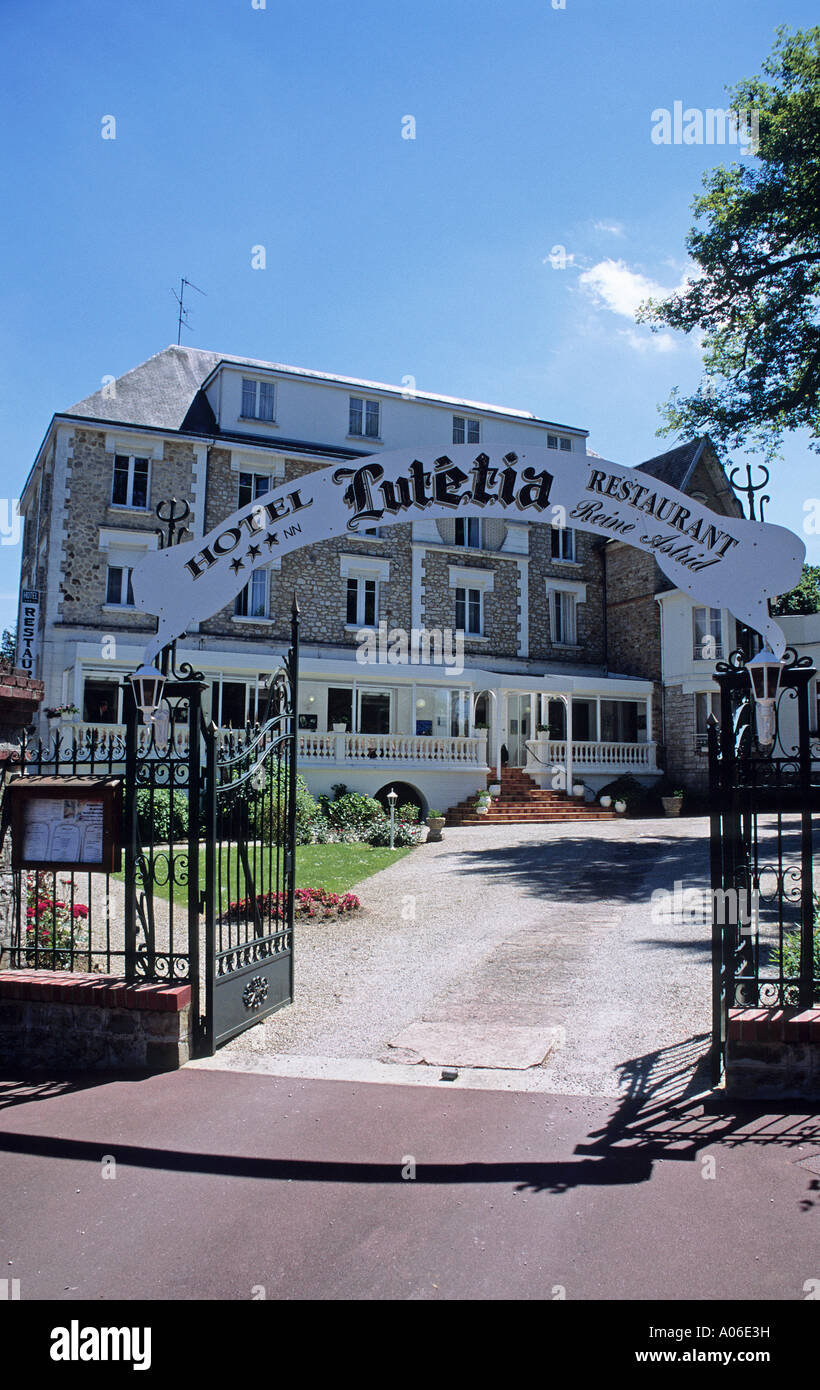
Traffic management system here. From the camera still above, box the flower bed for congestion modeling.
[226,886,362,921]
[24,872,90,968]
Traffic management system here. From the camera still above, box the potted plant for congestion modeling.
[572,781,585,798]
[474,790,492,816]
[44,703,80,722]
[599,795,612,808]
[487,780,501,797]
[426,809,445,842]
[614,799,627,814]
[661,788,684,817]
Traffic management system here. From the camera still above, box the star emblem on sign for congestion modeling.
[246,543,261,560]
[264,531,279,549]
[230,557,245,574]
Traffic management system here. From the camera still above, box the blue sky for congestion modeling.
[1,0,818,632]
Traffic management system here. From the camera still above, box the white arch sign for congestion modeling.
[131,446,804,661]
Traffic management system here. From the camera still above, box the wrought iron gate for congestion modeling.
[709,647,819,1084]
[202,603,299,1052]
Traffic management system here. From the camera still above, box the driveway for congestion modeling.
[204,817,715,1098]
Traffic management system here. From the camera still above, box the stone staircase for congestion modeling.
[446,767,617,826]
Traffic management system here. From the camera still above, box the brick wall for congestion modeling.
[0,972,191,1071]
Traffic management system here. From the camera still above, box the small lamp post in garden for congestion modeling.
[387,786,398,849]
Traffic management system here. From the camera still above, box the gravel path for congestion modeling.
[213,816,722,1097]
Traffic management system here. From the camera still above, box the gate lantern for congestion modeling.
[745,648,783,746]
[128,663,166,723]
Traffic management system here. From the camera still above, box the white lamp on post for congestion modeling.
[387,786,398,850]
[745,649,783,747]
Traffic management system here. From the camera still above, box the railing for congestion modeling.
[49,720,189,757]
[299,730,488,767]
[54,721,489,769]
[525,738,657,771]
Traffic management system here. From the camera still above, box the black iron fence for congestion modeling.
[0,603,299,1057]
[710,648,819,1080]
[1,725,131,976]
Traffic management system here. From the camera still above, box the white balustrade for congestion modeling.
[525,738,657,772]
[299,730,487,767]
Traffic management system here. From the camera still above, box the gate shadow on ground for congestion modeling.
[1,1037,819,1207]
[446,829,710,904]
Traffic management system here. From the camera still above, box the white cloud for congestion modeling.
[620,328,677,354]
[578,258,694,352]
[592,220,625,237]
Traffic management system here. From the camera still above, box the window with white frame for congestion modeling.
[693,606,723,661]
[234,569,268,619]
[112,455,149,509]
[547,434,574,452]
[549,589,578,645]
[346,576,377,626]
[695,691,721,751]
[453,415,480,445]
[105,565,135,607]
[454,516,481,548]
[240,378,276,422]
[349,396,380,438]
[238,471,271,508]
[455,587,482,635]
[550,525,575,561]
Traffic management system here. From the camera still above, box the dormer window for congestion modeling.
[547,435,573,452]
[349,397,380,438]
[453,416,480,445]
[241,378,276,422]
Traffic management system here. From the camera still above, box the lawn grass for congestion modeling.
[116,841,413,906]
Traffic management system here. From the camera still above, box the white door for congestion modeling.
[506,695,532,767]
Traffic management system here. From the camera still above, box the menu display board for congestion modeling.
[9,777,122,873]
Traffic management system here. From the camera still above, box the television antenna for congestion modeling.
[172,277,206,344]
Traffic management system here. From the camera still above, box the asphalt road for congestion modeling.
[1,1067,819,1301]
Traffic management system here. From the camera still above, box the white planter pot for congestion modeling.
[614,800,627,814]
[572,784,584,798]
[332,723,347,732]
[475,804,490,815]
[599,796,612,808]
[488,783,501,797]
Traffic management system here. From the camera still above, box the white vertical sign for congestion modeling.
[16,589,40,675]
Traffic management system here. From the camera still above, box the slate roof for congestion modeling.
[64,343,581,435]
[636,438,708,491]
[66,346,223,432]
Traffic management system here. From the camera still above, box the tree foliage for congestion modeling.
[770,562,820,614]
[639,26,820,458]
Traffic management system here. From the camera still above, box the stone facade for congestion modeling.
[663,683,707,793]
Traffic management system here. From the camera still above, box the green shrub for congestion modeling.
[323,791,384,837]
[398,802,419,823]
[768,895,820,1003]
[239,767,318,845]
[136,788,189,842]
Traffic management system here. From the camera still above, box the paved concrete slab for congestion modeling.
[386,1021,563,1069]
